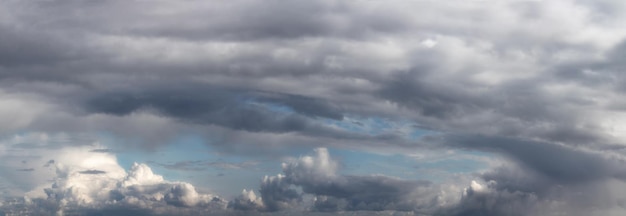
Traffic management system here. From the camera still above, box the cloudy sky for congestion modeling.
[2,0,626,215]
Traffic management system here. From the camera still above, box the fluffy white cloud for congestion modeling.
[1,146,225,215]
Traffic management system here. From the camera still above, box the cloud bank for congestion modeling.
[3,146,626,215]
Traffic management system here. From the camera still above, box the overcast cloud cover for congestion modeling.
[2,0,626,215]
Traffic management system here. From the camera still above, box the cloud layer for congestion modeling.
[2,0,626,215]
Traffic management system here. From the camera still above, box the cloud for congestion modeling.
[78,170,106,175]
[235,148,461,213]
[4,146,626,215]
[447,179,542,216]
[228,189,264,211]
[0,146,226,215]
[440,134,626,184]
[230,147,626,215]
[1,0,622,154]
[438,164,626,216]
[3,0,626,215]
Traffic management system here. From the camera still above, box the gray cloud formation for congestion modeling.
[2,0,626,215]
[439,164,626,216]
[227,145,626,215]
[3,146,626,215]
[230,148,460,214]
[1,0,622,151]
[441,135,626,184]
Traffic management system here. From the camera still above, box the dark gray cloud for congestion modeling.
[437,164,626,216]
[441,134,626,184]
[258,174,302,212]
[256,93,344,120]
[428,134,626,215]
[79,170,107,175]
[70,82,418,153]
[307,176,432,212]
[377,71,491,119]
[80,85,328,134]
[90,148,114,153]
[43,160,55,167]
[0,26,76,68]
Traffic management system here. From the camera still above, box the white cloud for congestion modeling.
[0,143,226,215]
[120,163,164,187]
[46,161,225,212]
[421,39,438,48]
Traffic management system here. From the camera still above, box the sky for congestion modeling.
[2,0,626,215]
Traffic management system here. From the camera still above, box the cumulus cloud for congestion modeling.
[229,147,626,215]
[4,146,626,215]
[234,148,461,214]
[227,189,264,211]
[448,179,542,216]
[1,147,225,215]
